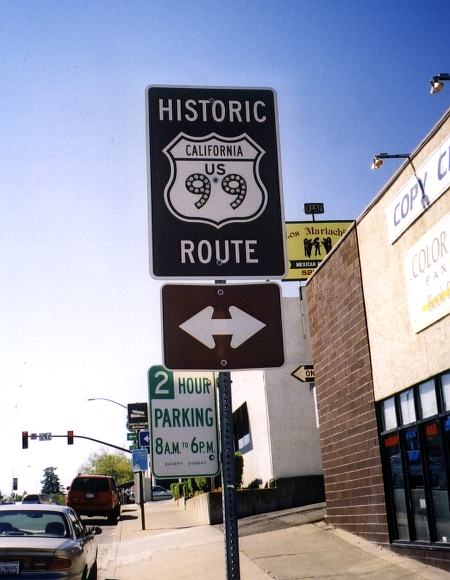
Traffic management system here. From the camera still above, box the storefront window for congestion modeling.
[423,420,450,542]
[442,373,450,411]
[380,372,450,546]
[404,428,429,541]
[383,397,397,431]
[384,434,409,540]
[419,380,437,418]
[400,389,416,425]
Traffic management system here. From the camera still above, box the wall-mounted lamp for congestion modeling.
[371,152,410,171]
[371,152,430,208]
[430,73,450,95]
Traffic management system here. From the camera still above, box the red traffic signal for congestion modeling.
[22,431,28,449]
[67,430,74,445]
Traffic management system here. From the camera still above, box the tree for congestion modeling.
[41,467,63,495]
[79,451,133,484]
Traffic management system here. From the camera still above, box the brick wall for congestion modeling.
[306,227,389,544]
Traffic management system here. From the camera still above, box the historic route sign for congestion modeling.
[146,85,286,279]
[161,282,285,370]
[148,365,219,478]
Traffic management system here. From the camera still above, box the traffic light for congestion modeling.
[22,431,28,449]
[67,430,74,445]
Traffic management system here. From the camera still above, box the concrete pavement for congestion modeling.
[98,500,450,579]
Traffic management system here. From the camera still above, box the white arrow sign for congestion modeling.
[179,306,266,349]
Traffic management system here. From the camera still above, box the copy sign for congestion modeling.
[148,365,219,478]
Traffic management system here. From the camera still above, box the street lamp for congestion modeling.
[430,73,450,95]
[371,152,410,170]
[371,151,430,208]
[87,398,127,410]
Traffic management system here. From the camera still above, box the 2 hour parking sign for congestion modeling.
[148,365,219,478]
[146,86,286,279]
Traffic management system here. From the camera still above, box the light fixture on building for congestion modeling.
[371,153,410,171]
[371,152,430,208]
[430,73,450,95]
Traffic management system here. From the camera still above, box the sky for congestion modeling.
[1,0,449,495]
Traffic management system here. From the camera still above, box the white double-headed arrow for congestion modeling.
[179,306,266,349]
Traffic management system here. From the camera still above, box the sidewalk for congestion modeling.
[98,501,450,580]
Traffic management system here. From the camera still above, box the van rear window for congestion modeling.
[71,478,109,492]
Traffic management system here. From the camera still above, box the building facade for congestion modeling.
[231,297,322,488]
[307,107,450,571]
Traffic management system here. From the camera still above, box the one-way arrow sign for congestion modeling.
[139,430,150,447]
[291,364,315,382]
[161,283,284,371]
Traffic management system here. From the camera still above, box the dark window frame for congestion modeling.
[378,371,450,548]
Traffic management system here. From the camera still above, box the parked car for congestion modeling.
[66,475,121,524]
[0,503,101,579]
[152,485,172,501]
[22,494,52,504]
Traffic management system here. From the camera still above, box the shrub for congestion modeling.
[246,478,262,490]
[170,482,183,499]
[194,477,209,492]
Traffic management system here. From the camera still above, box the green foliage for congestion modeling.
[187,478,197,494]
[41,467,63,495]
[170,483,183,499]
[234,452,244,489]
[194,477,209,492]
[79,451,133,484]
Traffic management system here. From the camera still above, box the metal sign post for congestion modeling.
[218,371,240,580]
[138,471,146,531]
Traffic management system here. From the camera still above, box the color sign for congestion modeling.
[284,221,353,281]
[404,213,450,332]
[148,365,219,478]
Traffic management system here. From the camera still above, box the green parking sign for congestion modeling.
[148,365,175,399]
[148,365,219,479]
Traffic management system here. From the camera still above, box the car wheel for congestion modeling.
[107,511,117,524]
[88,559,98,580]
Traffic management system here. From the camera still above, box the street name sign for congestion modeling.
[291,364,315,382]
[146,85,286,279]
[131,448,149,472]
[161,282,284,371]
[38,432,52,441]
[148,365,219,478]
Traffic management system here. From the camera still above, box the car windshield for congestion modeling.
[71,478,109,492]
[0,511,68,537]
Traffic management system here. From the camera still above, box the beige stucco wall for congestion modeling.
[357,112,450,401]
[230,370,274,486]
[231,296,322,486]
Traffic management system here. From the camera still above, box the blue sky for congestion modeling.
[1,0,449,493]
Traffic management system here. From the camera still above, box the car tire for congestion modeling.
[107,509,119,524]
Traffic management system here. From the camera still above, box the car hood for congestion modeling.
[0,536,70,551]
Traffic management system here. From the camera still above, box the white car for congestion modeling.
[0,503,101,579]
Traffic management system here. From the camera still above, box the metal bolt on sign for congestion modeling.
[218,371,240,580]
